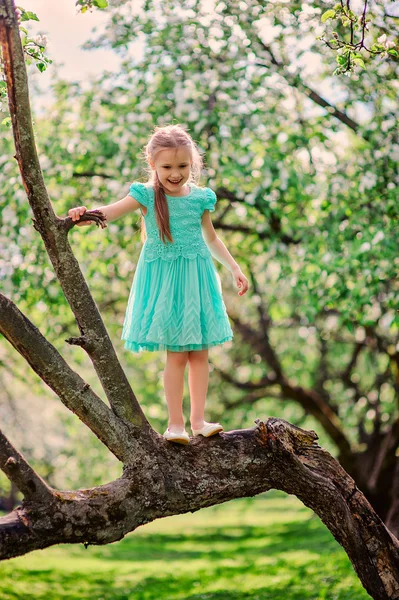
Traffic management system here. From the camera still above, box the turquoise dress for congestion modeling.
[121,181,234,353]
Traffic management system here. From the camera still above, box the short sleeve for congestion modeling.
[128,182,148,207]
[203,187,217,213]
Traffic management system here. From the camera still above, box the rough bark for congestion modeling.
[0,418,398,600]
[0,293,143,463]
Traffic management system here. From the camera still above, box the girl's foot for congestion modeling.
[191,421,224,437]
[163,427,190,445]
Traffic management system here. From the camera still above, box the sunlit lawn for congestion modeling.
[0,490,369,599]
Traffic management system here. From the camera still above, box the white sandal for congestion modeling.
[163,427,190,445]
[191,422,224,437]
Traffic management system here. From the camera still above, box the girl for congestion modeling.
[68,124,249,445]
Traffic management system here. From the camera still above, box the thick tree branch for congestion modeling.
[0,418,397,599]
[0,428,54,503]
[0,292,141,463]
[0,0,149,430]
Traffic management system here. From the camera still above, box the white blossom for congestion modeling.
[371,231,384,245]
[33,34,49,48]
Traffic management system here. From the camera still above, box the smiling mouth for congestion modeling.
[168,179,182,184]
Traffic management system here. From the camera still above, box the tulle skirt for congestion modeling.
[121,250,234,353]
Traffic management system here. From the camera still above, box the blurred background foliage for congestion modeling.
[0,0,398,505]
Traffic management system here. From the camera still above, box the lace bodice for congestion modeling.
[128,181,217,262]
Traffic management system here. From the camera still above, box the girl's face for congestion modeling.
[150,147,192,195]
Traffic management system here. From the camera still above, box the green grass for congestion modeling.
[0,491,369,599]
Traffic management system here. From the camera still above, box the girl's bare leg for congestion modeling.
[163,350,189,432]
[188,349,209,430]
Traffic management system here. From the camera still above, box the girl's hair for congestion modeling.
[139,124,204,244]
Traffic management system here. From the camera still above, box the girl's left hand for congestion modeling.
[232,267,249,296]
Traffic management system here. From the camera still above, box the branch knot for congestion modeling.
[65,335,96,352]
[5,456,18,469]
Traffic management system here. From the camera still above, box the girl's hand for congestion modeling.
[232,266,249,296]
[68,206,95,226]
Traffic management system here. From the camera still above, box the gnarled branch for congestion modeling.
[0,292,142,463]
[0,418,398,600]
[0,0,149,430]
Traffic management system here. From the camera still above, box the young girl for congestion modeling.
[68,124,249,445]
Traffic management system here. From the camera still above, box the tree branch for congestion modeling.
[0,0,149,430]
[0,417,397,599]
[215,187,301,244]
[247,26,365,136]
[0,292,140,463]
[0,428,54,503]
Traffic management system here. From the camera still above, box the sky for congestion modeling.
[28,1,120,76]
[26,1,125,112]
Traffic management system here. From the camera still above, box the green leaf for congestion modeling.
[353,58,365,68]
[0,81,6,89]
[321,9,335,23]
[1,116,11,126]
[36,62,47,72]
[93,0,108,7]
[21,11,39,22]
[388,49,398,57]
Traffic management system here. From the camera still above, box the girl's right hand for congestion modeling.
[68,206,95,226]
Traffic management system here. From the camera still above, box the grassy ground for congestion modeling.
[0,490,369,600]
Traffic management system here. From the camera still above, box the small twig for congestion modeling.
[65,209,108,230]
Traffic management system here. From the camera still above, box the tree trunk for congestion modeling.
[341,426,399,539]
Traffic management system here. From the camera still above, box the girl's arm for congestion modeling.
[201,210,238,271]
[68,194,143,226]
[201,211,249,296]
